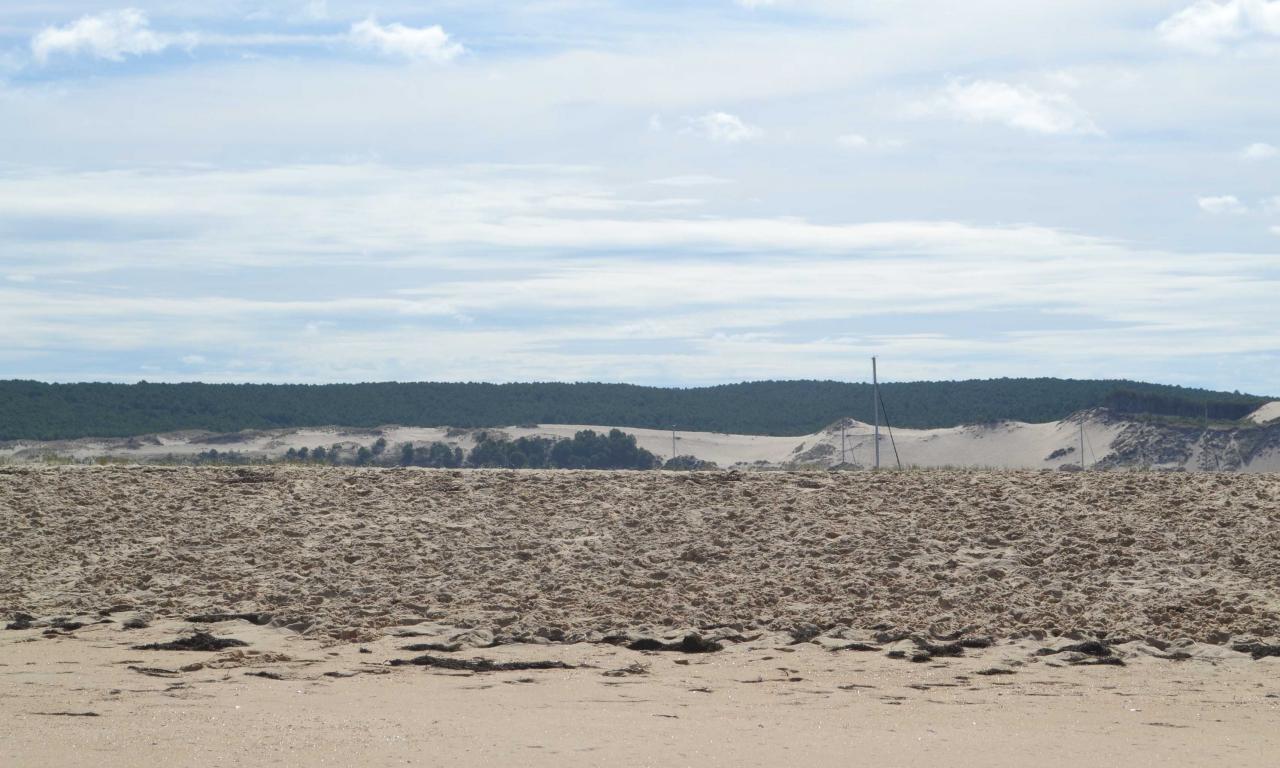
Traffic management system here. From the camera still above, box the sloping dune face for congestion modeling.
[1247,402,1280,425]
[2,467,1278,644]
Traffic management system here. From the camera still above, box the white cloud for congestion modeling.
[6,4,1280,391]
[1158,0,1280,53]
[926,79,1102,136]
[295,1,329,23]
[1261,195,1280,214]
[1198,194,1248,214]
[28,10,346,64]
[181,354,207,365]
[31,9,175,63]
[836,133,870,149]
[1241,142,1278,159]
[349,18,464,62]
[1045,70,1083,90]
[0,163,1128,271]
[1159,0,1251,52]
[1271,225,1280,236]
[648,174,732,187]
[0,164,1276,389]
[684,112,762,143]
[836,133,905,151]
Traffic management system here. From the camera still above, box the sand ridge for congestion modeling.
[3,466,1278,645]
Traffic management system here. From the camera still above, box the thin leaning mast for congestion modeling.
[840,421,847,466]
[1079,418,1085,469]
[872,356,880,470]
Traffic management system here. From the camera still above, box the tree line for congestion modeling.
[0,378,1270,441]
[409,429,662,469]
[1103,389,1260,421]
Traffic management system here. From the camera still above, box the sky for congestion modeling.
[0,1,1277,393]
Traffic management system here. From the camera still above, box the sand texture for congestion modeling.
[3,466,1279,645]
[5,466,1280,767]
[4,616,1279,768]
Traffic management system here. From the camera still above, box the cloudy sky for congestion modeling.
[1,1,1277,392]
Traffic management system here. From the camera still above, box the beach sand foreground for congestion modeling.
[2,618,1278,767]
[2,466,1278,765]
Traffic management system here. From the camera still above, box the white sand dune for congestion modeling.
[1247,401,1280,425]
[4,409,1278,471]
[504,417,1127,470]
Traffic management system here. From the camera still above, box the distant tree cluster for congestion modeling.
[282,438,386,466]
[193,449,252,465]
[1104,389,1260,421]
[465,429,659,469]
[464,433,556,468]
[399,441,465,468]
[663,455,719,470]
[257,430,661,470]
[0,378,1271,441]
[284,445,342,464]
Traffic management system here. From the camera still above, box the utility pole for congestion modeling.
[872,357,880,470]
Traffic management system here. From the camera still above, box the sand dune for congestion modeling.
[514,417,1123,470]
[1247,401,1280,425]
[5,408,1279,471]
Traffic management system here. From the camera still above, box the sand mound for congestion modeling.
[1247,401,1280,425]
[2,467,1278,644]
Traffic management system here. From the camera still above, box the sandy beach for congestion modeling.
[4,616,1279,768]
[3,466,1279,765]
